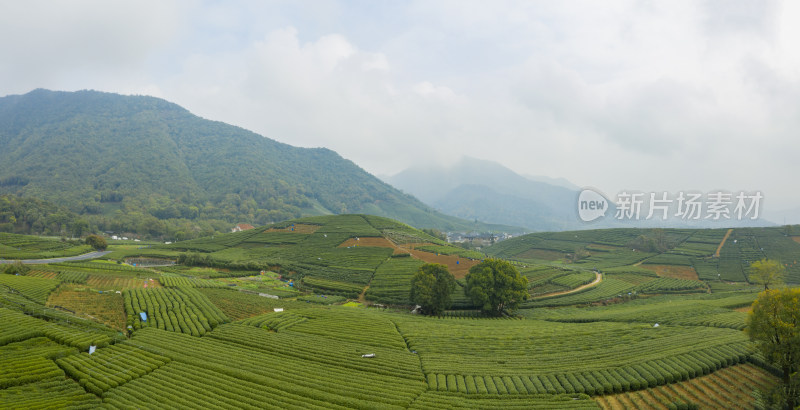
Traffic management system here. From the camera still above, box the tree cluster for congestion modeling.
[1,260,30,275]
[746,288,800,409]
[84,234,107,251]
[748,258,785,291]
[629,229,672,253]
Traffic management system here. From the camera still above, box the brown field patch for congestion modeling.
[398,246,480,279]
[734,306,752,313]
[516,248,565,261]
[265,223,320,234]
[339,237,409,255]
[792,236,800,244]
[641,264,699,280]
[47,284,126,331]
[87,276,161,290]
[715,228,733,257]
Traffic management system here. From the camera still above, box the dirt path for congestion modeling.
[532,271,602,299]
[357,285,369,304]
[715,229,734,257]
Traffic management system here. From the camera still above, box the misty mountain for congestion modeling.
[523,174,580,191]
[385,157,581,231]
[764,206,800,226]
[0,89,519,238]
[386,157,779,231]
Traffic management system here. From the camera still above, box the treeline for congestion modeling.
[0,194,267,241]
[0,195,74,235]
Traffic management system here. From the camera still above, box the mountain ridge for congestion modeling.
[0,89,520,238]
[385,156,580,231]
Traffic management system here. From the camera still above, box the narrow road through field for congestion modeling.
[532,271,602,299]
[0,251,112,264]
[715,228,733,257]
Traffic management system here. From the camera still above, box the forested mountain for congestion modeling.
[0,89,516,239]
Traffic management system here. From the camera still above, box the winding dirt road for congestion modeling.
[532,271,602,299]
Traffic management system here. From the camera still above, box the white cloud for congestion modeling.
[1,0,799,213]
[0,0,183,94]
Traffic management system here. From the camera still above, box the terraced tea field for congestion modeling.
[595,363,777,409]
[0,233,92,260]
[1,218,796,408]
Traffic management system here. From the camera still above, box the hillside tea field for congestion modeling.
[1,217,797,408]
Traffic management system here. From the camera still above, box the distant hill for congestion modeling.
[386,156,776,232]
[0,89,519,238]
[485,225,800,284]
[152,214,484,305]
[764,206,800,226]
[385,157,580,231]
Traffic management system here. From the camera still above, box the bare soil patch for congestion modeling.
[397,244,480,279]
[715,228,734,257]
[339,237,410,255]
[792,236,800,244]
[641,264,699,280]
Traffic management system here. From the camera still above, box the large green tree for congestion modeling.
[410,263,456,315]
[84,234,107,251]
[749,258,786,291]
[464,258,528,315]
[746,288,800,409]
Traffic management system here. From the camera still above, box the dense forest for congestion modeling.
[0,90,516,239]
[0,194,230,239]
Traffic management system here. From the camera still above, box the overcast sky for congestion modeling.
[1,1,799,216]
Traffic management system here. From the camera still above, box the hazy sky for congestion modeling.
[2,1,799,214]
